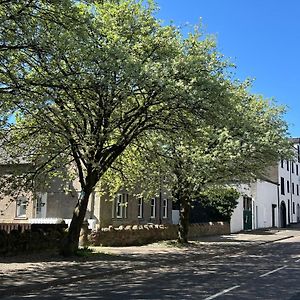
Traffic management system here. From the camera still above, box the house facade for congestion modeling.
[230,179,279,233]
[96,188,173,228]
[0,165,173,229]
[278,138,300,227]
[0,169,80,225]
[230,138,300,232]
[1,138,300,233]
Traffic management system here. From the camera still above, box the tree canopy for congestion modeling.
[0,0,292,252]
[104,82,292,242]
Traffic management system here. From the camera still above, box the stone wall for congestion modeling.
[89,222,230,246]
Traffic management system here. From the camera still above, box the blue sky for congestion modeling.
[155,0,300,137]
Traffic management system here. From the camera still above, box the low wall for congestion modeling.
[89,222,230,246]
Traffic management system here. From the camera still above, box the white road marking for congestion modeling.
[295,258,300,263]
[259,265,287,278]
[203,285,241,300]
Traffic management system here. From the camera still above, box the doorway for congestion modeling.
[280,201,287,228]
[243,196,252,230]
[272,204,277,227]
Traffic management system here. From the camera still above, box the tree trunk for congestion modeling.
[177,197,190,244]
[60,188,92,256]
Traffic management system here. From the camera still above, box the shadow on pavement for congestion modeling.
[2,226,300,299]
[3,239,300,299]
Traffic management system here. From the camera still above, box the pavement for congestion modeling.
[1,225,300,298]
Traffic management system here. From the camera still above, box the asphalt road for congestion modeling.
[3,234,300,299]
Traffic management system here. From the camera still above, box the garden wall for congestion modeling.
[89,222,230,246]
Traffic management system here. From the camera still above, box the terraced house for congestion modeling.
[0,161,173,230]
[231,138,300,232]
[0,138,299,233]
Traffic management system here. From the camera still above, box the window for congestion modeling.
[123,194,128,218]
[298,145,300,163]
[114,193,128,218]
[115,194,122,218]
[35,193,47,218]
[287,161,289,171]
[297,165,299,176]
[150,198,156,218]
[293,202,295,214]
[297,184,299,196]
[162,199,168,218]
[287,180,290,193]
[243,196,252,210]
[16,198,27,218]
[292,162,294,173]
[292,183,295,194]
[280,177,285,195]
[137,197,143,219]
[281,160,284,168]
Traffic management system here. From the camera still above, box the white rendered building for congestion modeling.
[231,138,300,233]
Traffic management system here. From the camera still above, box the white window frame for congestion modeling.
[150,198,156,218]
[114,193,128,219]
[123,193,128,219]
[138,197,143,219]
[16,197,27,218]
[35,193,47,218]
[115,194,123,218]
[162,199,168,218]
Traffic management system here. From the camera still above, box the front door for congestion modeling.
[272,204,277,227]
[243,196,252,230]
[280,201,287,228]
[243,210,252,230]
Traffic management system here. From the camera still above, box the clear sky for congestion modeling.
[155,0,300,137]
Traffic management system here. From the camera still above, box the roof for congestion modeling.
[290,137,300,144]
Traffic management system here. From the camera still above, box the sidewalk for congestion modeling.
[1,226,300,297]
[95,226,300,256]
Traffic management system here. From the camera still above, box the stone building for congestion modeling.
[0,161,173,229]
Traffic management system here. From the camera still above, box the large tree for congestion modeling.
[0,0,237,254]
[107,84,292,243]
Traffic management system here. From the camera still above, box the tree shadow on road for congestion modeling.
[2,238,300,299]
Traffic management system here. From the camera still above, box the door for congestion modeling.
[272,204,277,227]
[243,196,252,230]
[280,201,287,228]
[288,200,290,225]
[243,210,252,230]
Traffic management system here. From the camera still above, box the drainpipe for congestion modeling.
[290,161,293,224]
[158,170,162,225]
[90,191,95,219]
[159,190,162,225]
[277,183,280,228]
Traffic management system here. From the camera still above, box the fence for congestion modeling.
[0,223,31,233]
[0,223,67,255]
